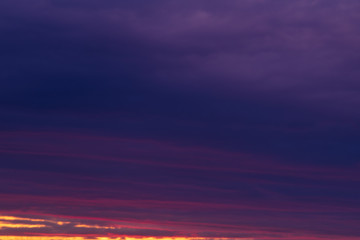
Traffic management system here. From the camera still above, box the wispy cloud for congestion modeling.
[1,0,360,239]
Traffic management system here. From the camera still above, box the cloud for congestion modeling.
[1,0,360,114]
[1,214,358,240]
[0,131,359,239]
[1,0,360,239]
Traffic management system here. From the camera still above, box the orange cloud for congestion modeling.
[0,237,255,240]
[0,221,46,229]
[0,216,46,222]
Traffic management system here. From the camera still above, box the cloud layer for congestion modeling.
[1,0,360,239]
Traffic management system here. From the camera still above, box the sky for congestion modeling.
[1,0,360,239]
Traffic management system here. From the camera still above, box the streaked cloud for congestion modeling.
[0,0,359,239]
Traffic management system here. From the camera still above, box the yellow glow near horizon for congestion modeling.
[0,237,254,240]
[0,237,93,240]
[0,216,254,240]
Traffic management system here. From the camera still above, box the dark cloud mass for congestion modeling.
[1,0,360,239]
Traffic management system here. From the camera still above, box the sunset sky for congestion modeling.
[1,0,360,239]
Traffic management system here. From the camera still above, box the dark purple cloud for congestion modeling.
[1,0,360,239]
